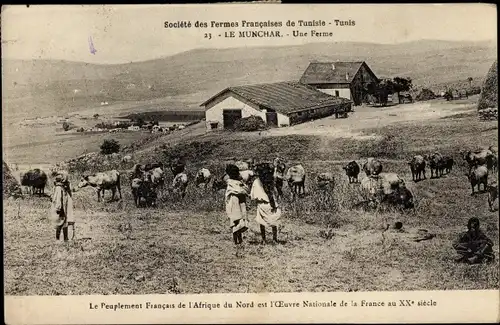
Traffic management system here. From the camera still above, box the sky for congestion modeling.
[1,4,497,64]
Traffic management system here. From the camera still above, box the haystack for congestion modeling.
[478,60,498,111]
[2,161,22,199]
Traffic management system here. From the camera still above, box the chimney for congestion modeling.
[331,64,335,70]
[346,73,349,81]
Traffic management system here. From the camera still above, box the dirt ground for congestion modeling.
[268,96,478,139]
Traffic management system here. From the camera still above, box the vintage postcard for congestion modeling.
[2,3,499,324]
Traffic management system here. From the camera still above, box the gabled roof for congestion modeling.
[200,81,352,115]
[299,61,376,85]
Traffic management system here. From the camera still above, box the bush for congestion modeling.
[467,86,481,96]
[100,139,120,155]
[232,116,267,132]
[415,88,436,101]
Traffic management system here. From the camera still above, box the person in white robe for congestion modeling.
[225,164,249,245]
[251,163,282,243]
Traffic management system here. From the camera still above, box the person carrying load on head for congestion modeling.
[251,163,282,244]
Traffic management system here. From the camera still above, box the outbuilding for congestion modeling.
[201,81,352,131]
[299,61,379,106]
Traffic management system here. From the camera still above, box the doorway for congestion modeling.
[222,109,242,129]
[266,111,278,127]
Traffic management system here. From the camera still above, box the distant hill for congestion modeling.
[2,39,497,123]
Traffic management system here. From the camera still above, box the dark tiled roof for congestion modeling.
[299,61,365,84]
[201,81,351,115]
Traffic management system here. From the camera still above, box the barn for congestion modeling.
[299,61,379,106]
[201,81,353,131]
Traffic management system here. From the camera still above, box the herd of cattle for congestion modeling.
[16,146,499,212]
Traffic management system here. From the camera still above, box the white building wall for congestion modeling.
[277,113,290,127]
[205,96,266,130]
[318,88,351,101]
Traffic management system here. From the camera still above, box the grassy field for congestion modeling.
[3,98,499,295]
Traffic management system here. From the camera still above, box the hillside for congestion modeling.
[478,60,498,110]
[2,40,497,124]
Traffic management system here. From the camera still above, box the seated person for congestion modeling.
[453,217,495,264]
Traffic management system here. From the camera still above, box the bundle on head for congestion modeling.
[225,164,241,180]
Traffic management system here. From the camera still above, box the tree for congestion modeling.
[365,78,395,107]
[133,117,145,127]
[62,121,71,131]
[100,139,120,155]
[392,77,413,103]
[467,77,473,88]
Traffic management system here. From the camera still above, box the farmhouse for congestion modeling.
[299,61,378,106]
[201,81,352,131]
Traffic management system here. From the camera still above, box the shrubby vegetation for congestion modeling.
[100,139,121,155]
[478,60,498,111]
[415,88,436,101]
[232,116,268,132]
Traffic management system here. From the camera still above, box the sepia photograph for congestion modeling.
[2,3,499,324]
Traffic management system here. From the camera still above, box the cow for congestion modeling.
[212,177,227,192]
[487,183,498,212]
[131,176,156,208]
[487,146,498,173]
[363,158,382,177]
[386,185,415,210]
[466,165,488,195]
[195,168,212,189]
[408,155,426,182]
[234,159,254,172]
[122,155,132,163]
[343,161,360,183]
[440,155,454,174]
[316,172,335,190]
[273,157,287,198]
[144,162,163,172]
[492,155,498,173]
[463,148,495,172]
[425,152,443,178]
[20,169,48,195]
[399,93,413,104]
[172,172,189,199]
[77,170,122,202]
[170,160,186,177]
[286,164,306,198]
[360,172,413,209]
[146,167,165,187]
[130,164,145,180]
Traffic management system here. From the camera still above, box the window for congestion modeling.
[210,122,219,129]
[335,90,340,97]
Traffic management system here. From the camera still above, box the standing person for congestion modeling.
[50,171,75,242]
[225,164,249,245]
[251,163,282,244]
[453,217,495,264]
